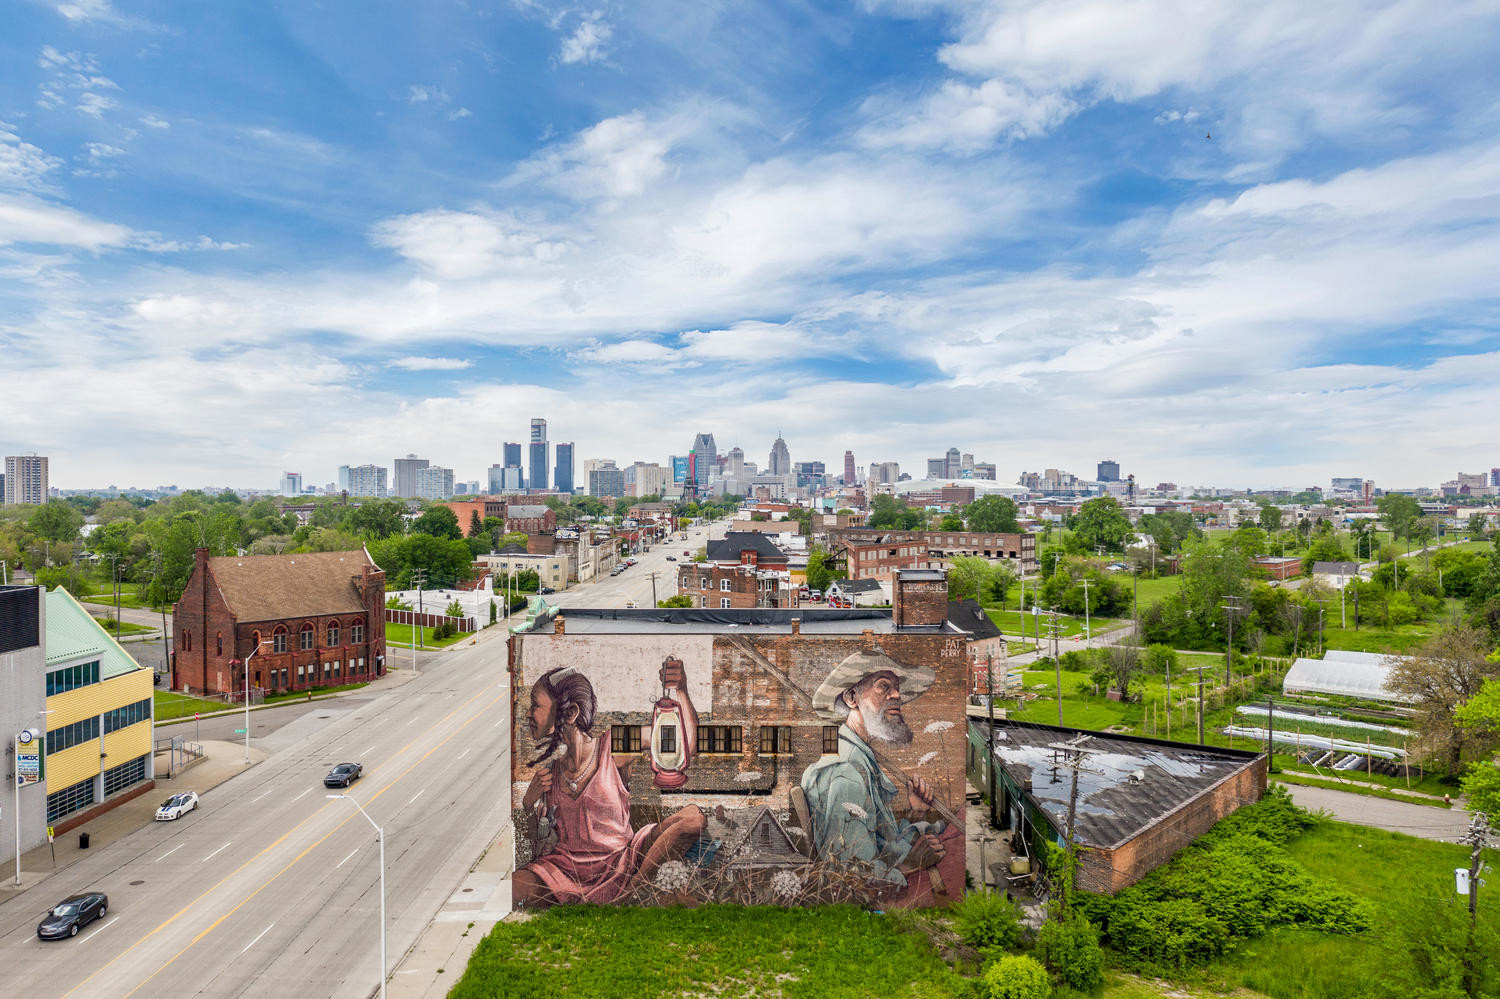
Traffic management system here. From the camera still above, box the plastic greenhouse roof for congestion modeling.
[1282,652,1413,703]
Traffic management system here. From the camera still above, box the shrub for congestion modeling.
[953,889,1024,952]
[980,954,1050,999]
[1106,896,1229,969]
[1034,913,1105,992]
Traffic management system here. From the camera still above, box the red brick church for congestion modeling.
[172,548,387,697]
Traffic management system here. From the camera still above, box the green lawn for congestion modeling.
[383,621,471,650]
[92,615,156,636]
[450,905,968,999]
[154,689,230,722]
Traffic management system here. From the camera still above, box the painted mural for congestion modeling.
[511,632,966,909]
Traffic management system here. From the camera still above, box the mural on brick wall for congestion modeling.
[511,632,966,908]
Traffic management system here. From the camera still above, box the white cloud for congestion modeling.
[860,78,1075,151]
[574,340,674,364]
[447,107,472,121]
[36,47,121,119]
[559,14,613,65]
[407,85,450,104]
[50,0,120,22]
[387,356,475,371]
[370,209,570,280]
[0,122,62,191]
[139,114,170,129]
[0,194,133,250]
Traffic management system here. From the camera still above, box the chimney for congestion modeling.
[790,618,801,636]
[892,568,949,628]
[554,615,566,635]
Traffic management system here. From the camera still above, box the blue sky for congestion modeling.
[3,0,1499,491]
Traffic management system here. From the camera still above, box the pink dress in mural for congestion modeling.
[526,736,657,904]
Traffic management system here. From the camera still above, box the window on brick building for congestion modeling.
[183,630,191,652]
[300,625,314,651]
[720,597,731,609]
[216,633,223,656]
[700,577,708,590]
[327,622,340,647]
[695,725,741,754]
[611,725,643,753]
[273,627,287,654]
[822,726,840,755]
[720,579,730,591]
[351,620,364,644]
[758,725,793,754]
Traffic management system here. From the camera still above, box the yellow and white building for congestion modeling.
[44,588,155,830]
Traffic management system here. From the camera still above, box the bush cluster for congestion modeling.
[1086,787,1371,971]
[952,889,1024,952]
[979,954,1050,999]
[1033,912,1105,992]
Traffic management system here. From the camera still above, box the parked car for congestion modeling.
[155,791,199,821]
[625,600,638,608]
[37,893,107,939]
[807,589,822,601]
[665,555,676,561]
[538,586,554,594]
[682,550,691,557]
[626,557,638,566]
[323,763,363,788]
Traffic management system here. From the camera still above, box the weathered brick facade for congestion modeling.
[676,563,799,608]
[831,527,1039,575]
[173,548,387,697]
[509,572,970,909]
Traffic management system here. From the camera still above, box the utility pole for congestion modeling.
[1048,610,1064,726]
[1045,735,1105,917]
[1185,665,1210,744]
[1220,595,1242,687]
[647,570,660,608]
[1459,812,1493,996]
[411,569,426,674]
[1081,577,1092,642]
[1266,696,1276,772]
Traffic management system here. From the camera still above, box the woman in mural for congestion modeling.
[514,661,706,907]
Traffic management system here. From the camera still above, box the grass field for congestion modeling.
[450,905,968,999]
[383,621,471,650]
[91,615,155,636]
[153,689,230,721]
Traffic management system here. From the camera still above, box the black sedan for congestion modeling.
[38,892,107,939]
[324,763,363,788]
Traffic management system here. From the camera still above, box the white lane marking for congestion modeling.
[335,848,360,869]
[493,719,505,728]
[406,717,418,725]
[456,749,470,761]
[361,745,375,756]
[407,789,425,805]
[251,789,273,803]
[155,844,184,862]
[290,788,311,803]
[240,924,273,954]
[328,746,341,754]
[202,842,231,863]
[91,917,118,937]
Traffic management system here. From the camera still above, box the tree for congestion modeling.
[983,562,1015,606]
[1456,678,1500,814]
[410,505,462,540]
[1467,512,1490,540]
[658,594,693,608]
[938,513,965,531]
[1378,494,1422,541]
[1350,519,1377,560]
[947,556,995,602]
[1258,503,1284,533]
[444,598,464,618]
[347,499,407,539]
[367,534,474,590]
[1070,496,1132,554]
[29,500,84,543]
[1224,525,1269,558]
[1300,536,1349,575]
[1138,511,1200,554]
[1386,624,1500,778]
[1104,642,1141,698]
[468,510,484,538]
[1040,558,1127,616]
[806,545,844,592]
[964,495,1020,533]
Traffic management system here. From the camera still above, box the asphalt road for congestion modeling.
[1280,783,1475,842]
[547,519,726,610]
[0,626,513,999]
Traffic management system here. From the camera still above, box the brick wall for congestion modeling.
[172,548,237,695]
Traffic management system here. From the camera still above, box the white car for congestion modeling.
[155,791,199,821]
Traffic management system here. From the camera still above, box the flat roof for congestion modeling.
[975,719,1262,850]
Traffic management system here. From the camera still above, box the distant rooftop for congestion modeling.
[544,606,962,635]
[45,587,147,679]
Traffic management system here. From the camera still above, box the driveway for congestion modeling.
[1278,782,1474,842]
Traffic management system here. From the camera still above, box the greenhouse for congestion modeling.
[1281,649,1415,704]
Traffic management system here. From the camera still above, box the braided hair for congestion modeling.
[529,666,597,766]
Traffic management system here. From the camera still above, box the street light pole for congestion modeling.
[329,794,386,999]
[243,639,272,764]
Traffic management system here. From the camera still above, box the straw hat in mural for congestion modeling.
[810,647,936,721]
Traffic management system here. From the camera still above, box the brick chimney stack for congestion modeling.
[892,569,949,628]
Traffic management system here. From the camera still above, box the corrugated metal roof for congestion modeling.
[1282,653,1411,703]
[44,587,146,678]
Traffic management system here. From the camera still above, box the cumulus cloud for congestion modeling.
[407,84,449,104]
[0,123,62,191]
[36,47,120,118]
[559,14,613,64]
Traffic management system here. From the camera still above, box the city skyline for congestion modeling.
[3,4,1499,488]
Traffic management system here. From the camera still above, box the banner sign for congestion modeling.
[16,753,40,786]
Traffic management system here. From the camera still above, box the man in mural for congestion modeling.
[801,648,957,901]
[514,660,706,907]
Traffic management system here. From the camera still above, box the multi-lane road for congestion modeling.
[0,628,513,999]
[0,518,727,998]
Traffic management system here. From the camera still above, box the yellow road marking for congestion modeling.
[61,684,505,999]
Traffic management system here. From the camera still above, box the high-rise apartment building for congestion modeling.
[945,448,961,479]
[347,464,387,497]
[628,462,670,497]
[529,419,549,492]
[3,454,48,505]
[844,450,856,485]
[281,472,303,496]
[554,442,575,495]
[767,435,790,476]
[415,465,455,500]
[502,442,524,490]
[393,454,429,498]
[589,464,625,499]
[690,433,718,493]
[1097,459,1120,483]
[337,465,352,492]
[868,461,901,485]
